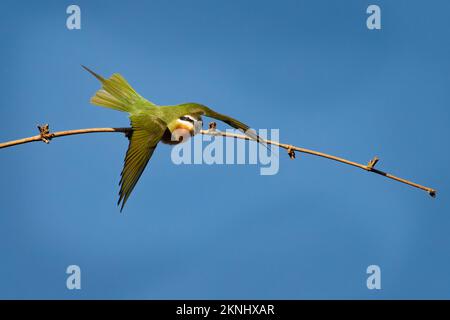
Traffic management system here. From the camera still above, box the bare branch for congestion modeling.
[0,124,437,197]
[0,125,131,149]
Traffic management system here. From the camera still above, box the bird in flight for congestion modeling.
[82,66,263,211]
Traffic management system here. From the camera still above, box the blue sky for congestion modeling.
[0,0,449,299]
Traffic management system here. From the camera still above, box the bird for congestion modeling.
[82,66,264,211]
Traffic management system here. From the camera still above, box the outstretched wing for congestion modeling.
[188,104,266,145]
[118,113,166,211]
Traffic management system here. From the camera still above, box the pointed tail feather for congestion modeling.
[82,65,145,113]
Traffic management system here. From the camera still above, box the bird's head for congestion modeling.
[168,114,203,144]
[178,114,203,135]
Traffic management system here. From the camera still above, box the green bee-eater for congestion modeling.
[83,66,263,211]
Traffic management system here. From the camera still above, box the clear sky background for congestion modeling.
[0,0,449,299]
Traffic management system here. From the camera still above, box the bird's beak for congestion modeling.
[194,120,203,135]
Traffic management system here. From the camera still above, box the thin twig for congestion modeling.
[0,124,437,197]
[0,126,132,148]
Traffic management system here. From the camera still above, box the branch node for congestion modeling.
[429,190,437,198]
[37,124,53,144]
[287,146,296,160]
[367,156,379,170]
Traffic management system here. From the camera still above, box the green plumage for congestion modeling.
[82,66,262,211]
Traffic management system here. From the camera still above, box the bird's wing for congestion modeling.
[118,113,167,211]
[189,104,266,145]
[82,65,157,113]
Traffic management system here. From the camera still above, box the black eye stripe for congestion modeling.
[180,116,194,123]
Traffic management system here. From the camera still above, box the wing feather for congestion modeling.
[118,114,166,211]
[188,104,266,145]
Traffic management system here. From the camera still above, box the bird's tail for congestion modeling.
[82,65,143,113]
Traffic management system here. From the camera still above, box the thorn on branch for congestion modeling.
[37,124,53,144]
[287,146,296,160]
[367,156,379,170]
